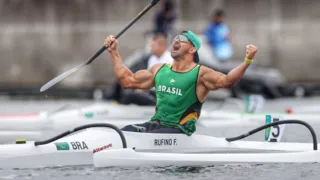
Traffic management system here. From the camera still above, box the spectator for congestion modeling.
[153,0,177,38]
[204,9,233,62]
[147,32,173,69]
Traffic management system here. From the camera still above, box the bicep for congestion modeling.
[123,63,163,89]
[201,68,228,90]
[129,69,154,89]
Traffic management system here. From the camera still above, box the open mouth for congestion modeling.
[172,44,180,52]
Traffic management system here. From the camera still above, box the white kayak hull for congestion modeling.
[0,103,155,131]
[94,149,320,168]
[0,143,92,169]
[0,128,318,169]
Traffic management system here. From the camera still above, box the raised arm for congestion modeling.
[200,44,258,90]
[104,35,162,89]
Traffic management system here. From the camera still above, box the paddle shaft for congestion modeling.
[40,0,160,92]
[86,0,160,65]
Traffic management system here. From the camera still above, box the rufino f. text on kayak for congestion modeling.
[154,138,178,146]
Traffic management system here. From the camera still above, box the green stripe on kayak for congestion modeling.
[55,142,70,150]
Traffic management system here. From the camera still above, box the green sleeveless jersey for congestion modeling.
[151,64,202,135]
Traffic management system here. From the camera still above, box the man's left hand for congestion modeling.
[246,44,258,60]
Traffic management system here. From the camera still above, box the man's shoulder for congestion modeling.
[198,65,210,71]
[150,63,166,73]
[198,65,215,76]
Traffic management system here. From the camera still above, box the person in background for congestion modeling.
[109,32,173,105]
[153,0,177,38]
[204,9,233,62]
[147,33,173,69]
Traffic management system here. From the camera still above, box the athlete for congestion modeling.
[104,30,258,136]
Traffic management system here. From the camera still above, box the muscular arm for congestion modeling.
[201,62,250,90]
[111,51,161,89]
[201,44,257,91]
[105,35,163,90]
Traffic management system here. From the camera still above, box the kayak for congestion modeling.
[0,119,318,169]
[94,149,320,167]
[93,120,320,168]
[203,110,320,127]
[0,101,320,143]
[0,103,153,143]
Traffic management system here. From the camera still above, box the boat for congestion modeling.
[0,118,318,169]
[94,119,320,167]
[94,149,320,167]
[0,102,154,143]
[203,110,320,127]
[287,105,320,114]
[1,100,320,143]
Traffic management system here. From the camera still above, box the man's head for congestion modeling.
[171,30,201,63]
[212,9,225,23]
[150,32,168,57]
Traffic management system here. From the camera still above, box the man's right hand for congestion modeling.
[104,35,118,54]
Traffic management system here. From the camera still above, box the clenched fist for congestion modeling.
[104,35,118,53]
[245,44,258,60]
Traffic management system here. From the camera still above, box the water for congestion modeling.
[0,164,320,180]
[0,96,320,179]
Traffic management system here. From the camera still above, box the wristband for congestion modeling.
[245,58,254,65]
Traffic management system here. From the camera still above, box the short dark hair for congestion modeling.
[163,0,175,12]
[152,32,168,40]
[214,9,225,17]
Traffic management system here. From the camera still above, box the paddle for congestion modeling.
[40,0,161,92]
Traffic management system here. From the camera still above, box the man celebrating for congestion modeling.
[104,30,257,136]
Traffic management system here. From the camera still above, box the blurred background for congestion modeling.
[0,0,319,100]
[1,1,320,177]
[0,1,320,177]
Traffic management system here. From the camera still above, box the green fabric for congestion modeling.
[150,64,202,135]
[177,118,197,136]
